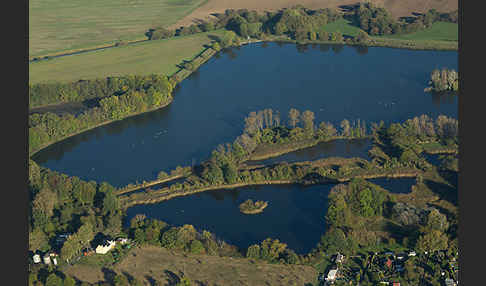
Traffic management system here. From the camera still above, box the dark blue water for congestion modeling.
[367,177,417,194]
[32,43,457,187]
[125,184,333,254]
[247,138,372,166]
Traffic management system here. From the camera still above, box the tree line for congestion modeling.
[196,108,368,186]
[29,74,173,153]
[145,5,458,46]
[30,74,172,109]
[353,3,458,36]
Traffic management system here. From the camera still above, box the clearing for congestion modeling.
[63,246,318,285]
[29,30,225,84]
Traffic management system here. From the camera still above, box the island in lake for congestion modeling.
[239,199,269,214]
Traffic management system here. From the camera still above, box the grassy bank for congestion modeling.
[29,30,225,84]
[29,0,208,57]
[119,156,422,208]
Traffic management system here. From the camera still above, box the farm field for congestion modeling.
[29,0,208,57]
[29,30,225,84]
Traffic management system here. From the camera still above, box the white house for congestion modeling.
[33,254,41,264]
[408,251,416,257]
[335,253,344,263]
[43,254,51,265]
[325,269,338,281]
[95,240,116,254]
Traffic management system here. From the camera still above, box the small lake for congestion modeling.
[33,42,457,187]
[367,177,417,194]
[247,138,372,166]
[125,179,414,254]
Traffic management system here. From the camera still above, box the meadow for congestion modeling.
[29,30,225,84]
[379,21,458,42]
[29,0,208,57]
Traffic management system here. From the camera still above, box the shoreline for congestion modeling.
[120,168,420,208]
[29,99,173,157]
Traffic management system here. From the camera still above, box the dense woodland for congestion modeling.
[146,5,458,44]
[29,74,173,153]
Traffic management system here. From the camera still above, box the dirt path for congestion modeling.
[170,0,458,29]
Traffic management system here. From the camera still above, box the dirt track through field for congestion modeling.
[170,0,458,28]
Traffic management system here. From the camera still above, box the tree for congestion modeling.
[416,230,448,253]
[340,119,351,137]
[424,209,449,232]
[219,30,237,47]
[63,276,76,286]
[45,273,63,286]
[288,108,300,128]
[190,240,205,254]
[355,30,370,43]
[309,31,317,41]
[300,110,315,135]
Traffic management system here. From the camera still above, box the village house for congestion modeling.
[445,278,457,286]
[95,240,116,254]
[325,268,338,282]
[32,254,41,264]
[43,254,51,265]
[335,253,344,263]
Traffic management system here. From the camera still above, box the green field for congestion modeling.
[322,19,457,42]
[29,30,225,84]
[321,18,363,37]
[29,0,208,57]
[380,21,458,42]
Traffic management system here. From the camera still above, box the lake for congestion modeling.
[32,42,457,187]
[33,42,457,253]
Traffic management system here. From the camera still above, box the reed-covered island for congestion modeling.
[239,199,269,214]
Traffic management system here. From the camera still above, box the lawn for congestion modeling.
[29,0,208,57]
[379,22,458,42]
[29,30,225,84]
[321,18,364,37]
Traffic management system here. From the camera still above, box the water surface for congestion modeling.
[247,138,372,166]
[125,184,333,254]
[33,43,457,187]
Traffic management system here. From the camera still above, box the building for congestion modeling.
[95,240,116,254]
[43,254,51,265]
[408,251,416,257]
[385,258,393,269]
[33,254,41,264]
[445,278,457,286]
[335,253,344,263]
[392,282,400,286]
[117,237,129,244]
[325,269,338,282]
